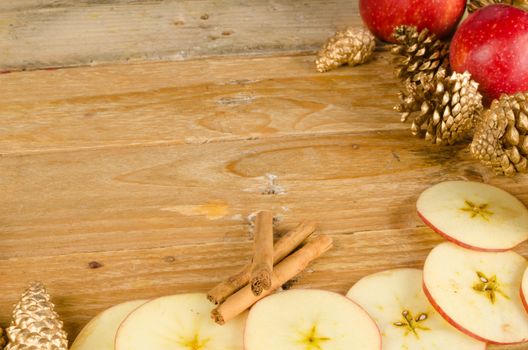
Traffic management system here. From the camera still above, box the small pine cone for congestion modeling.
[396,71,483,145]
[0,327,6,349]
[5,282,68,350]
[391,26,450,85]
[468,0,528,12]
[471,92,528,175]
[517,0,528,9]
[315,28,376,72]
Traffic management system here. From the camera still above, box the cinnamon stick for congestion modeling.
[250,211,274,296]
[207,221,317,305]
[211,235,333,325]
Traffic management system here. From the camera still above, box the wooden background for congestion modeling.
[1,1,528,349]
[0,0,361,71]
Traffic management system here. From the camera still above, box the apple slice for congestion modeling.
[522,267,528,312]
[417,181,528,251]
[71,299,147,350]
[244,289,381,350]
[346,268,485,350]
[115,293,246,350]
[423,242,528,344]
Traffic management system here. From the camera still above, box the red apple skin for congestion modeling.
[359,0,466,43]
[416,210,520,252]
[423,281,528,345]
[521,288,528,313]
[450,5,528,102]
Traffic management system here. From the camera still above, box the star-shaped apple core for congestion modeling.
[472,271,509,304]
[460,200,494,221]
[393,309,430,338]
[298,324,331,350]
[179,333,210,350]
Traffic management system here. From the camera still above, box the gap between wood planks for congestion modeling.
[0,129,411,157]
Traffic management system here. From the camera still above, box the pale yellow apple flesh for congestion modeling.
[244,289,381,350]
[417,181,528,251]
[423,242,528,344]
[70,299,147,350]
[347,268,485,350]
[115,293,246,350]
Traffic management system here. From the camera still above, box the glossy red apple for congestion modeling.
[359,0,466,43]
[450,5,528,102]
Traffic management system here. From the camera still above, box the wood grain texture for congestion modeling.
[0,0,361,70]
[1,228,448,336]
[0,53,401,154]
[2,52,528,350]
[0,229,526,349]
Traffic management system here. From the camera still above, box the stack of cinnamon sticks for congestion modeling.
[207,211,333,324]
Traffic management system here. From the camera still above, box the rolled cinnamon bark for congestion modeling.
[211,235,333,325]
[250,211,274,296]
[207,221,317,304]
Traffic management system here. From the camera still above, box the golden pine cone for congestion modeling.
[391,26,450,85]
[468,0,528,12]
[396,71,483,145]
[5,282,68,350]
[315,28,376,72]
[517,0,528,9]
[468,0,507,12]
[0,327,6,349]
[471,92,528,175]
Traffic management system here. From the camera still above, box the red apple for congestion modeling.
[359,0,466,43]
[450,5,528,102]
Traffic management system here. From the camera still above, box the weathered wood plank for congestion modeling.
[0,0,361,70]
[0,228,525,348]
[0,53,402,154]
[2,129,528,259]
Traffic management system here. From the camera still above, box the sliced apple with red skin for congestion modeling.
[417,181,528,251]
[70,299,147,350]
[115,293,246,350]
[244,289,381,350]
[522,267,528,312]
[346,268,485,350]
[423,242,528,344]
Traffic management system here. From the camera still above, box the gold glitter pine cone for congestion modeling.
[391,25,450,85]
[315,28,376,72]
[396,71,483,145]
[468,0,528,13]
[5,282,68,350]
[470,92,528,175]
